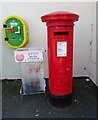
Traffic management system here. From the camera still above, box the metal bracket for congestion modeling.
[5,38,8,41]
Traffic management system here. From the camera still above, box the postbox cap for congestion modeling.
[41,11,79,22]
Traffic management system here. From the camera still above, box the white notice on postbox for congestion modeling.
[57,42,67,57]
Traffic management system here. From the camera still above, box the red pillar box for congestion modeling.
[41,11,79,107]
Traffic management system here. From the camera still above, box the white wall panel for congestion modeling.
[0,2,96,83]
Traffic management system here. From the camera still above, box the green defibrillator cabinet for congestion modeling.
[3,16,29,48]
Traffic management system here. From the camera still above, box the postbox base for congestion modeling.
[49,93,72,108]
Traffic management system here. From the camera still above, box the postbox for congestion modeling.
[41,11,79,107]
[3,16,29,48]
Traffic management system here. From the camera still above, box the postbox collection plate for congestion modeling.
[57,41,67,57]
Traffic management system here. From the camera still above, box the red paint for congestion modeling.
[8,28,14,33]
[29,80,40,86]
[28,67,40,73]
[28,52,38,56]
[41,11,79,96]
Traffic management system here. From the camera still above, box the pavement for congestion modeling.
[1,77,97,119]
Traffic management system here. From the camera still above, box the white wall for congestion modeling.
[0,3,2,79]
[0,2,96,84]
[96,2,98,86]
[89,2,96,85]
[0,3,2,119]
